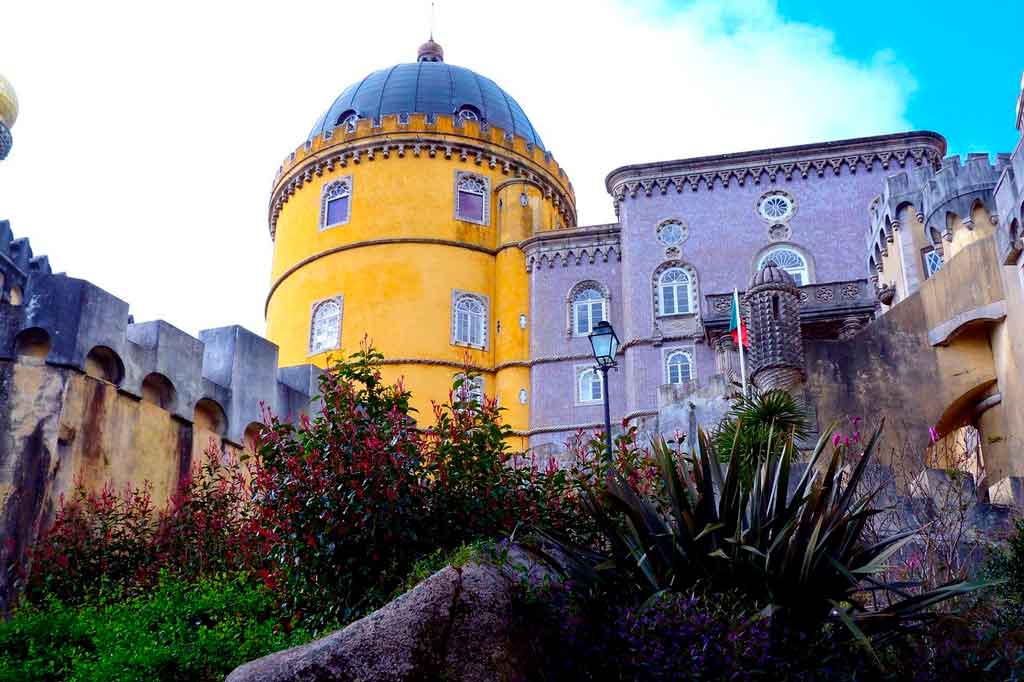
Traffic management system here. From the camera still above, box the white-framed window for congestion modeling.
[309,296,343,354]
[455,172,489,225]
[335,109,359,132]
[656,219,688,246]
[454,373,485,404]
[757,191,796,222]
[456,105,482,122]
[320,178,352,230]
[665,349,693,385]
[451,291,488,348]
[577,367,603,404]
[572,287,607,336]
[758,248,809,286]
[658,268,692,316]
[923,248,943,278]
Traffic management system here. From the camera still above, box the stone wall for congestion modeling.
[0,230,323,612]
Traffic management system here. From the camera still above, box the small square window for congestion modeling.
[458,190,484,222]
[325,195,349,226]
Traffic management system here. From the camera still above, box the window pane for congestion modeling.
[458,191,484,222]
[591,374,602,400]
[675,285,689,312]
[591,301,604,325]
[326,195,349,225]
[576,302,589,334]
[662,286,675,314]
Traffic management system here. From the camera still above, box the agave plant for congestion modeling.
[531,419,987,657]
[712,388,811,484]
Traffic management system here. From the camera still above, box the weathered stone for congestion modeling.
[226,557,546,682]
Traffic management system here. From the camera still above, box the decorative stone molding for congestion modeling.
[266,237,520,314]
[270,114,576,238]
[607,132,945,214]
[522,223,621,272]
[0,122,10,161]
[876,283,896,306]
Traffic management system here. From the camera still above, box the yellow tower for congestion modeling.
[265,41,575,441]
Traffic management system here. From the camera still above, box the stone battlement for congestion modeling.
[0,220,52,303]
[993,139,1024,265]
[0,250,321,445]
[269,113,576,238]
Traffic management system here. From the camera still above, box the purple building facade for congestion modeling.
[524,132,946,451]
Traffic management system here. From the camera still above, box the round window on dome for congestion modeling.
[456,105,482,122]
[336,110,359,132]
[656,219,688,246]
[757,191,795,222]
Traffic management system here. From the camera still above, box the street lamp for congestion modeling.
[588,320,619,461]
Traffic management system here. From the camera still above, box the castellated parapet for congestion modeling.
[744,264,805,392]
[268,112,577,238]
[993,135,1024,266]
[921,153,1010,242]
[0,222,322,445]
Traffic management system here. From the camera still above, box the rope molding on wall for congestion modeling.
[265,237,523,314]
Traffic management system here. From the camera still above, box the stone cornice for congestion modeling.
[269,114,577,238]
[521,223,621,272]
[605,131,947,213]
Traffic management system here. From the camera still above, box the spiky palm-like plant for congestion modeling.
[531,421,987,661]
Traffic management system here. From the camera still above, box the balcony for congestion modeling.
[703,279,877,340]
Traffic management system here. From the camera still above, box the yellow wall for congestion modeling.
[266,115,575,437]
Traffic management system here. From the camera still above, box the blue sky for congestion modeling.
[777,0,1023,156]
[0,0,1020,335]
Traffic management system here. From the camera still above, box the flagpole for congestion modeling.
[734,288,748,397]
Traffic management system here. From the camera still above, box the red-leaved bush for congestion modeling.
[27,443,256,605]
[26,342,582,629]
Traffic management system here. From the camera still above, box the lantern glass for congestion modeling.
[588,321,619,368]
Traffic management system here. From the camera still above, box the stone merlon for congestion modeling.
[0,257,322,445]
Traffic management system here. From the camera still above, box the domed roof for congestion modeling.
[750,261,797,288]
[0,73,18,129]
[307,42,545,150]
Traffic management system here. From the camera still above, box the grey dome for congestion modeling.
[750,262,796,288]
[307,61,545,150]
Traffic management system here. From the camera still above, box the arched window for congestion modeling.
[658,268,692,316]
[452,293,487,348]
[335,109,358,132]
[665,350,693,385]
[572,286,607,336]
[758,248,809,286]
[309,297,343,354]
[456,105,482,122]
[455,172,489,225]
[577,368,603,403]
[320,179,352,229]
[454,373,485,404]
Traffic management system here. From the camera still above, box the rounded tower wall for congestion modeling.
[266,102,574,435]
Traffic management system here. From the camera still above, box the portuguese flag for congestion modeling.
[729,289,748,347]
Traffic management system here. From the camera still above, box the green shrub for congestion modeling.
[533,419,988,665]
[0,573,307,682]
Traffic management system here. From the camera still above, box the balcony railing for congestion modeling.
[704,279,876,330]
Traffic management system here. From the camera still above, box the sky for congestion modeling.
[0,0,1020,337]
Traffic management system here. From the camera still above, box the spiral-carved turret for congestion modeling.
[745,262,805,392]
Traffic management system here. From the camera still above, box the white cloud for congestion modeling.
[0,0,915,337]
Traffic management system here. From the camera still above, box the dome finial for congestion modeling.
[417,37,444,63]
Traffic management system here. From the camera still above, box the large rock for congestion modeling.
[226,557,545,682]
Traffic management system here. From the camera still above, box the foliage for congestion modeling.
[420,377,574,548]
[0,573,307,682]
[26,446,255,606]
[247,343,576,631]
[533,420,987,661]
[248,344,429,631]
[713,389,811,482]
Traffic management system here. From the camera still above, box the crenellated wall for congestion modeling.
[0,223,323,613]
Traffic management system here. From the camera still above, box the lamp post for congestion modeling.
[588,320,619,461]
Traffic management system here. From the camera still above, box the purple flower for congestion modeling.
[832,433,842,448]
